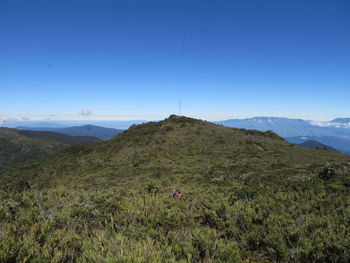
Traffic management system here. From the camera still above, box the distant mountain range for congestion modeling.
[16,125,124,140]
[314,118,350,128]
[3,116,350,152]
[215,117,350,139]
[216,117,350,154]
[286,136,350,154]
[1,120,146,129]
[298,140,337,152]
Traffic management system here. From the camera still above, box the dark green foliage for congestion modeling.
[1,177,349,262]
[16,129,99,144]
[0,127,99,173]
[319,166,336,180]
[1,116,350,262]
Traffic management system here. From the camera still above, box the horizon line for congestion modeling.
[1,114,349,124]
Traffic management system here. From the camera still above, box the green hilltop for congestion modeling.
[0,115,349,262]
[3,115,347,189]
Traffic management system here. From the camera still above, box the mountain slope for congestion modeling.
[1,116,349,262]
[299,140,337,152]
[4,115,348,189]
[0,127,99,173]
[17,124,123,140]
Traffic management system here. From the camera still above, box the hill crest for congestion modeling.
[2,115,348,190]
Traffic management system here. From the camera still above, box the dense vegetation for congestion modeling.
[0,128,99,173]
[1,115,349,262]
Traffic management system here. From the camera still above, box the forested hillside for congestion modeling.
[0,128,99,173]
[0,116,349,262]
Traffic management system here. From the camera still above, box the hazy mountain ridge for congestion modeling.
[311,118,350,128]
[216,117,350,152]
[216,117,350,136]
[1,119,147,129]
[299,140,337,152]
[17,124,124,140]
[286,136,350,154]
[331,118,350,124]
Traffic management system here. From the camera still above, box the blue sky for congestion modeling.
[1,0,349,121]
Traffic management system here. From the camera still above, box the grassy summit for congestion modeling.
[3,115,347,189]
[0,115,349,262]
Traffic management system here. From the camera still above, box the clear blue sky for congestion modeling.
[1,0,349,121]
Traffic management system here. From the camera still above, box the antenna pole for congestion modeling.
[179,98,182,116]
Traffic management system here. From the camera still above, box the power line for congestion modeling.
[176,0,216,115]
[178,0,190,115]
[179,98,182,115]
[188,0,216,91]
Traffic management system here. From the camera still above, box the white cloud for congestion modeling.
[79,110,93,117]
[309,120,350,129]
[45,114,57,120]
